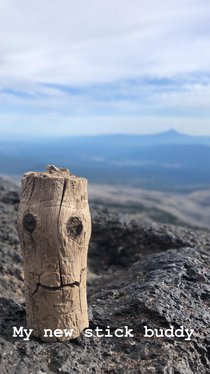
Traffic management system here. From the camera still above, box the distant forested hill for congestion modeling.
[1,129,210,192]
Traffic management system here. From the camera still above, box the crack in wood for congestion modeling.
[27,177,35,204]
[58,178,67,218]
[32,281,80,296]
[58,178,67,287]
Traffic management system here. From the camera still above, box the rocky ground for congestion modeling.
[88,183,210,230]
[1,176,210,373]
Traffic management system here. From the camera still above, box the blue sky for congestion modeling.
[1,0,210,139]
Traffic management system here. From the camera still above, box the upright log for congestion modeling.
[17,165,91,342]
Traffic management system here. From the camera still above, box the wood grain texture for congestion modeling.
[17,165,91,342]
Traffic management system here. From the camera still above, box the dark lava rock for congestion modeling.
[89,205,210,273]
[0,177,20,206]
[0,178,23,302]
[1,247,210,373]
[1,177,210,372]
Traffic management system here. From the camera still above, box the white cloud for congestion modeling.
[0,0,210,85]
[0,0,210,136]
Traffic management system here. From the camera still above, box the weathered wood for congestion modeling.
[17,165,91,342]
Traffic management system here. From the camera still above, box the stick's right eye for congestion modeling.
[23,213,36,232]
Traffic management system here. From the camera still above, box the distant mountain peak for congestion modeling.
[161,129,188,137]
[167,128,178,134]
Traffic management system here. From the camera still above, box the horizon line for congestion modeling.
[1,128,210,141]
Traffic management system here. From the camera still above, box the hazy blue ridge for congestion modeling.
[1,129,210,192]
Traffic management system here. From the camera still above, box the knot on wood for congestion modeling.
[66,217,83,237]
[23,213,36,232]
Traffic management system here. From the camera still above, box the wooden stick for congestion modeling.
[17,165,91,342]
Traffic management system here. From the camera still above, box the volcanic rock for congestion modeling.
[1,177,210,373]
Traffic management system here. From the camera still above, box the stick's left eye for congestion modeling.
[23,213,36,232]
[66,216,83,237]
